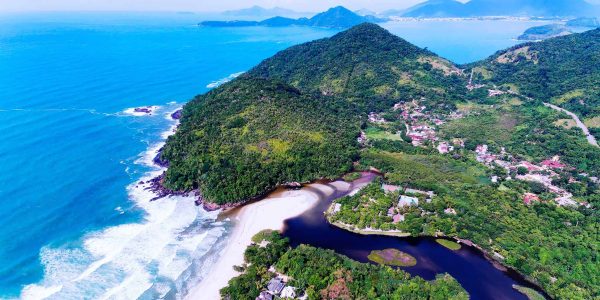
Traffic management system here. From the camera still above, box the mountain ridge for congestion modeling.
[398,0,599,17]
[200,6,386,28]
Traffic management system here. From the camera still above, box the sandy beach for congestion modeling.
[185,184,333,300]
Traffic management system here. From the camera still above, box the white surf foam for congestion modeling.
[206,72,244,88]
[20,115,231,300]
[122,106,161,117]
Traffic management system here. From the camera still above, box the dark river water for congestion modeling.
[281,174,549,300]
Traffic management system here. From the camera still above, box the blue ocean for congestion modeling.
[0,12,548,299]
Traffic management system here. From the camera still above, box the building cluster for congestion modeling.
[476,145,582,207]
[394,100,449,147]
[383,184,435,223]
[256,275,303,300]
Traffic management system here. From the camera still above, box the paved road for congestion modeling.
[544,103,599,147]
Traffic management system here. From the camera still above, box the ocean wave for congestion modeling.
[20,117,231,300]
[206,72,244,89]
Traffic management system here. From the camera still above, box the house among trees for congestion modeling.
[280,286,296,299]
[267,278,285,294]
[398,195,419,207]
[256,291,273,300]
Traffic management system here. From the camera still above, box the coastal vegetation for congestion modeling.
[161,78,359,204]
[163,23,469,204]
[328,168,599,298]
[367,248,417,267]
[221,232,467,299]
[436,239,461,250]
[163,23,600,298]
[470,29,600,122]
[513,285,547,300]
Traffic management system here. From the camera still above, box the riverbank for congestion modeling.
[184,184,325,300]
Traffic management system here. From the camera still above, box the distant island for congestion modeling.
[518,17,600,41]
[518,24,573,41]
[385,0,599,18]
[200,6,387,29]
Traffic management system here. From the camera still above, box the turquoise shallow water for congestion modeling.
[0,12,546,298]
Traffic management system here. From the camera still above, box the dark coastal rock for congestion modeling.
[171,109,182,120]
[145,173,187,201]
[153,147,170,168]
[195,194,242,211]
[134,107,152,114]
[284,182,302,189]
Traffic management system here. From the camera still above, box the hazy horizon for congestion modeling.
[0,0,433,13]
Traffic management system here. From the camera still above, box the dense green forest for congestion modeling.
[162,23,469,204]
[330,152,599,299]
[162,23,600,299]
[247,23,468,114]
[161,78,359,203]
[221,231,468,300]
[469,28,600,121]
[439,102,600,176]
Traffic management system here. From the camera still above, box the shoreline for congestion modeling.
[325,212,551,299]
[184,184,325,300]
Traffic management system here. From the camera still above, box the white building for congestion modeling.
[398,195,419,207]
[281,286,296,299]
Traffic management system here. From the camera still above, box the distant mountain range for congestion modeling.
[397,0,599,18]
[201,6,387,29]
[221,6,312,18]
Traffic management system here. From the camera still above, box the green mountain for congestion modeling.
[248,23,467,113]
[161,78,359,203]
[162,23,466,204]
[470,28,600,119]
[163,23,600,299]
[200,6,386,29]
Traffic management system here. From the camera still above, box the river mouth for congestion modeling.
[280,172,549,300]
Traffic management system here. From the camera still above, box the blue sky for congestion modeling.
[1,0,598,13]
[0,0,425,13]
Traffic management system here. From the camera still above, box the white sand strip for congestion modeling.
[185,187,323,300]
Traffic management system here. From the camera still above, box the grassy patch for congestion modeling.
[512,285,546,300]
[365,126,402,141]
[552,89,585,105]
[343,172,362,182]
[436,239,462,250]
[553,118,577,129]
[251,229,276,244]
[361,151,487,191]
[441,110,520,146]
[507,97,523,106]
[584,116,600,128]
[368,249,417,267]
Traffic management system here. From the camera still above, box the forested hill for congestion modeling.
[162,23,466,204]
[469,28,600,119]
[247,23,467,113]
[161,78,359,203]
